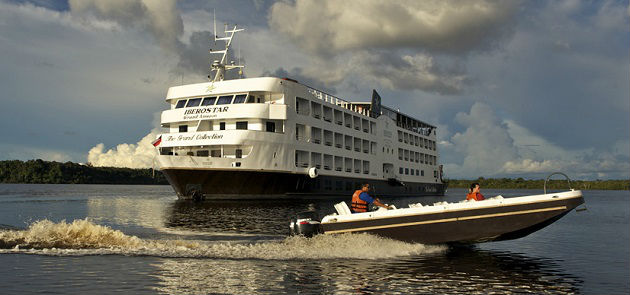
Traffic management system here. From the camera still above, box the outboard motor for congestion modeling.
[289,211,322,237]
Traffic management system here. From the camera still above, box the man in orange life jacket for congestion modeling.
[351,183,391,213]
[466,182,485,201]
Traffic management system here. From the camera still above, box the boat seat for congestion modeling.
[334,201,352,215]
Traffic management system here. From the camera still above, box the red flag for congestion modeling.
[152,136,162,147]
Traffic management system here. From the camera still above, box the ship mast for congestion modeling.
[209,13,244,82]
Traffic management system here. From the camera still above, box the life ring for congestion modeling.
[308,167,318,178]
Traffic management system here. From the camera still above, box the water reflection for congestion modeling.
[151,246,582,294]
[165,200,338,236]
[163,195,450,237]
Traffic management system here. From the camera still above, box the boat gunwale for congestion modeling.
[321,190,583,224]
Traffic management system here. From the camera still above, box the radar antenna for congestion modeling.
[209,12,244,82]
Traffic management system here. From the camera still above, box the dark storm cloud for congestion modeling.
[262,67,337,94]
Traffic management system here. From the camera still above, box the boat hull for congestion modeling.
[161,168,446,199]
[321,193,584,244]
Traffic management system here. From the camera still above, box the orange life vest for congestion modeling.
[466,192,485,201]
[351,190,368,213]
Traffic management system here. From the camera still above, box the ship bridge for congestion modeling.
[158,77,289,161]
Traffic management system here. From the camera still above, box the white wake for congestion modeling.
[0,219,446,259]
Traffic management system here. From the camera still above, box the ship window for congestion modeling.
[246,95,255,103]
[201,96,217,106]
[266,121,276,132]
[236,121,248,130]
[217,95,233,105]
[233,94,247,104]
[186,98,202,107]
[175,99,187,109]
[197,150,209,157]
[236,149,242,158]
[220,122,226,130]
[179,125,188,133]
[211,150,221,157]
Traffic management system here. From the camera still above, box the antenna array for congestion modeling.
[209,12,244,82]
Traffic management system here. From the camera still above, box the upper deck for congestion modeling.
[163,76,435,137]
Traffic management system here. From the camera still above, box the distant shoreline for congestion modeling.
[0,160,628,190]
[0,159,168,185]
[446,178,629,191]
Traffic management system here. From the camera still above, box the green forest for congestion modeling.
[0,160,167,185]
[0,160,628,190]
[446,177,629,191]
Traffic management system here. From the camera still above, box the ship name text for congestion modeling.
[165,133,224,142]
[183,106,230,120]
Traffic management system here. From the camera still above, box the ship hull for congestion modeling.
[161,169,446,200]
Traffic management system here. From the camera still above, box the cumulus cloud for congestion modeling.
[442,102,518,176]
[441,103,630,179]
[69,0,184,53]
[502,159,557,173]
[269,0,518,54]
[87,130,160,168]
[68,0,229,78]
[267,0,518,94]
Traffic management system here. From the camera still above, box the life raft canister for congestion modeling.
[351,190,368,213]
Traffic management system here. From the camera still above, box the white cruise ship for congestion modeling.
[155,24,446,199]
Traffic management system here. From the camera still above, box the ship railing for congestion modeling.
[307,87,371,117]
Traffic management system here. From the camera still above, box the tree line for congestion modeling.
[0,160,168,185]
[0,160,628,190]
[446,177,629,191]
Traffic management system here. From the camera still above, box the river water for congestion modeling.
[0,184,627,294]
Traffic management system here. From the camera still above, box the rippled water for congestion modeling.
[0,184,627,294]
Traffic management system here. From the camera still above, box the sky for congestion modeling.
[0,0,628,180]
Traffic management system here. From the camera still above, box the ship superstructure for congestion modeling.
[155,23,445,199]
